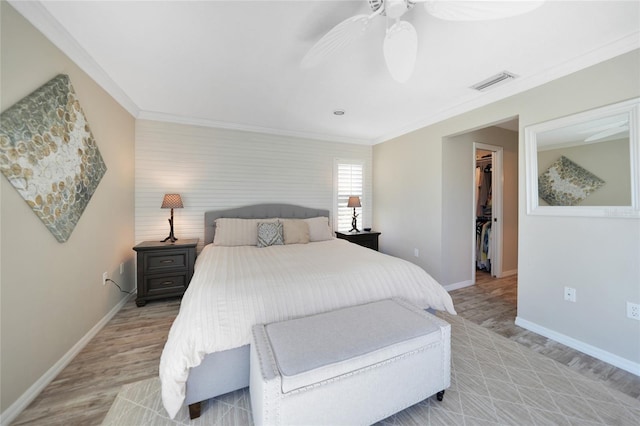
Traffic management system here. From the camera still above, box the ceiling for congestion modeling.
[10,1,640,145]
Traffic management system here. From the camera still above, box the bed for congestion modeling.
[159,204,456,419]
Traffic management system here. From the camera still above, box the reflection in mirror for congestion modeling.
[525,98,639,217]
[537,112,630,206]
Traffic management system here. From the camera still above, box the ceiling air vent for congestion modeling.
[471,71,518,92]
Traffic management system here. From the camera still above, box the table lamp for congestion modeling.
[347,196,361,232]
[161,194,183,242]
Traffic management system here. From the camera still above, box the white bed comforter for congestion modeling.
[160,238,456,418]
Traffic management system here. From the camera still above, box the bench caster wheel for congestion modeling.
[436,390,445,401]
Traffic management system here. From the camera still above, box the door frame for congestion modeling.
[472,143,503,282]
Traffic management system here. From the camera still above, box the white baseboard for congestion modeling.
[515,316,640,377]
[444,270,517,291]
[444,280,474,292]
[500,269,518,277]
[0,293,135,426]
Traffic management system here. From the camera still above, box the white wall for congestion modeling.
[374,49,640,373]
[135,120,372,250]
[1,1,135,416]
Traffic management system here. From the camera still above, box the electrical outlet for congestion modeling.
[102,272,108,286]
[564,287,576,303]
[414,248,419,257]
[627,302,640,320]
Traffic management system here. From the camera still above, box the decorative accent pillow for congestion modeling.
[257,222,284,248]
[281,219,310,245]
[538,156,605,206]
[213,218,278,246]
[304,216,333,242]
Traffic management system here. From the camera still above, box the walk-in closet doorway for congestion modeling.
[441,121,518,290]
[473,143,503,282]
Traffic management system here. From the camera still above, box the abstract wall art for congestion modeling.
[0,74,107,242]
[538,155,605,206]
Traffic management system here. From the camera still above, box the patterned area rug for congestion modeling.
[102,313,640,425]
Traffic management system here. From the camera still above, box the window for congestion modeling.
[335,160,364,231]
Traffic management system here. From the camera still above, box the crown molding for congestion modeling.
[10,0,368,146]
[11,1,638,146]
[8,0,140,117]
[137,110,373,146]
[373,31,640,144]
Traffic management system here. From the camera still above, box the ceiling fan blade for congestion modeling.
[301,14,374,69]
[422,0,544,21]
[584,126,629,143]
[383,20,418,83]
[578,119,629,134]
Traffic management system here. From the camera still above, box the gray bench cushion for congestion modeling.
[264,299,443,392]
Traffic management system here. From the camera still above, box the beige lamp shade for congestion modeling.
[347,196,361,208]
[161,194,183,209]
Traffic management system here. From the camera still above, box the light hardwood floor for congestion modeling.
[11,298,182,425]
[11,273,640,425]
[453,271,640,400]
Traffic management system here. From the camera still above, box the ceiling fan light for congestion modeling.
[424,0,545,21]
[385,0,410,19]
[383,21,417,83]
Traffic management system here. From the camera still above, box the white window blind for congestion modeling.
[335,160,364,232]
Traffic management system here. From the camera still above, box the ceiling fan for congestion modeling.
[301,0,545,83]
[581,118,629,143]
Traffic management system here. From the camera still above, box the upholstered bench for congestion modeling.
[249,298,451,426]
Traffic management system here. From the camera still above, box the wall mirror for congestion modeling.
[525,98,639,217]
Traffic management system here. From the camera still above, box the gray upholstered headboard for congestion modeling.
[204,204,330,245]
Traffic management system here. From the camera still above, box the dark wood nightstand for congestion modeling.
[133,239,198,307]
[335,231,381,251]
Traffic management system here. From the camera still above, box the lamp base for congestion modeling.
[161,216,178,243]
[349,209,359,233]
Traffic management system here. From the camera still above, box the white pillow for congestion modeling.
[304,216,333,242]
[281,219,310,245]
[213,218,278,246]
